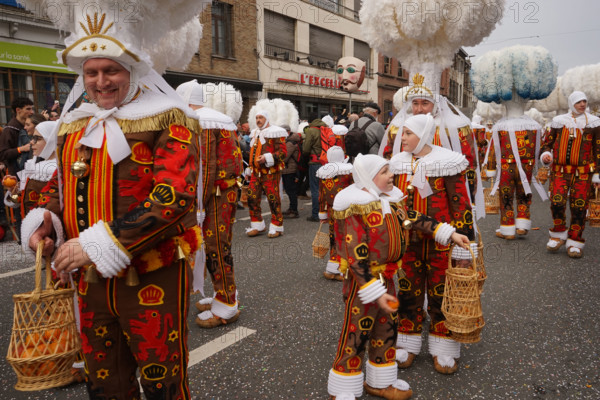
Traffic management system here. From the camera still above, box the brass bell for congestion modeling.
[84,265,99,283]
[176,244,186,261]
[402,220,413,230]
[215,185,221,197]
[71,158,90,178]
[10,193,20,203]
[125,267,140,286]
[406,185,415,194]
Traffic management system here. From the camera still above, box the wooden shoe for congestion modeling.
[364,382,413,400]
[267,231,283,238]
[195,302,211,312]
[323,272,343,281]
[433,356,458,375]
[567,246,583,258]
[516,229,528,236]
[495,231,515,240]
[246,228,265,237]
[396,352,416,369]
[546,238,565,252]
[196,310,241,328]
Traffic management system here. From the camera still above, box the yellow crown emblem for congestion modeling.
[405,72,434,101]
[80,12,113,36]
[138,284,165,306]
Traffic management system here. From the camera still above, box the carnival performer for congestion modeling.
[380,73,481,209]
[175,80,243,328]
[4,121,58,217]
[20,1,205,397]
[315,146,353,281]
[541,91,600,258]
[327,153,469,399]
[389,114,476,375]
[471,115,487,175]
[245,111,287,238]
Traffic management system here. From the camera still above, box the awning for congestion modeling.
[164,71,263,92]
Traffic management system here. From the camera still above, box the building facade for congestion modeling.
[256,0,378,122]
[164,0,262,123]
[0,1,77,124]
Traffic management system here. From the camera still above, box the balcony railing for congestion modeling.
[304,0,360,22]
[265,44,374,77]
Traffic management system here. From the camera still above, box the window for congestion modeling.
[353,0,361,20]
[383,56,391,74]
[212,1,234,58]
[309,0,339,14]
[0,68,76,124]
[383,100,393,122]
[397,61,403,78]
[354,40,371,75]
[309,26,342,66]
[264,10,295,59]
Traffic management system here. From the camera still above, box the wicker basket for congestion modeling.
[536,166,549,185]
[312,221,330,258]
[240,184,249,207]
[451,316,484,343]
[589,188,600,228]
[6,243,81,391]
[484,183,499,215]
[441,246,485,343]
[475,234,487,294]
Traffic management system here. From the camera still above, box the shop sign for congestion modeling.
[0,41,74,74]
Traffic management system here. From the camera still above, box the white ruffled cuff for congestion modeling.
[540,151,553,166]
[319,212,328,220]
[20,207,64,259]
[485,169,496,178]
[264,152,274,167]
[451,242,478,260]
[327,369,364,398]
[365,361,399,389]
[358,279,386,304]
[208,298,238,319]
[429,336,461,359]
[268,223,284,234]
[433,222,455,246]
[592,173,600,184]
[396,333,422,354]
[78,221,131,278]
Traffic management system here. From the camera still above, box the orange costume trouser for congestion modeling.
[498,162,534,226]
[203,184,237,304]
[549,170,592,242]
[247,171,283,226]
[332,275,397,373]
[78,260,190,400]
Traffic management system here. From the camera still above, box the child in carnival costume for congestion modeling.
[316,146,353,281]
[327,153,469,399]
[389,114,477,375]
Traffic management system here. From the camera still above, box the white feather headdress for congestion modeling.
[201,82,244,123]
[249,99,299,133]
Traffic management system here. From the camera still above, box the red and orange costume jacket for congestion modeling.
[5,158,57,218]
[20,93,202,277]
[316,161,354,219]
[248,125,287,175]
[541,113,600,175]
[198,107,243,208]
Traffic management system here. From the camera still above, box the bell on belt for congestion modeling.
[216,185,221,197]
[406,185,415,194]
[176,244,186,260]
[402,220,413,230]
[10,193,20,203]
[71,157,90,178]
[125,267,140,286]
[84,265,99,283]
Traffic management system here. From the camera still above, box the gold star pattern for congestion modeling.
[168,330,179,342]
[95,326,108,337]
[97,368,109,380]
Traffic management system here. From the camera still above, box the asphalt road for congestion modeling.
[0,190,598,399]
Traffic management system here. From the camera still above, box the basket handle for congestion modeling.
[448,243,477,272]
[32,241,50,301]
[318,220,327,232]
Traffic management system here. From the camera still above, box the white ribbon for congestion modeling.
[76,104,132,164]
[410,160,433,198]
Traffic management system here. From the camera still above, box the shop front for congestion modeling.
[0,41,76,124]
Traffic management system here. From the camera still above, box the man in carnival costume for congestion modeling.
[541,91,600,258]
[245,110,287,238]
[176,80,243,328]
[380,71,481,211]
[19,0,205,398]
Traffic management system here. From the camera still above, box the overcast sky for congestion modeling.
[464,0,600,74]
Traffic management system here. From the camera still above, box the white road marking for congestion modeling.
[0,266,35,279]
[188,326,257,366]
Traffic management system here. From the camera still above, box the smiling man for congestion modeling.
[19,3,203,399]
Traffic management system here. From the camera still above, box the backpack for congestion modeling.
[318,126,336,165]
[345,119,375,158]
